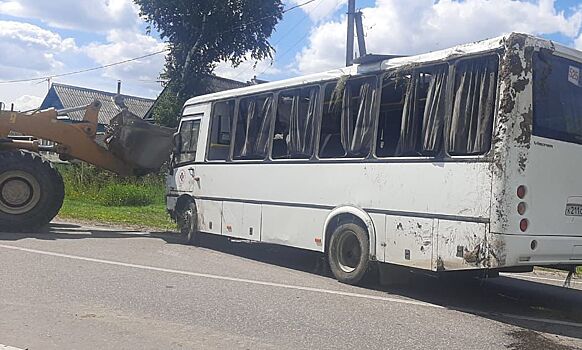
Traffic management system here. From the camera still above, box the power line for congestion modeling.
[0,0,318,85]
[284,0,318,13]
[233,0,325,80]
[0,49,168,85]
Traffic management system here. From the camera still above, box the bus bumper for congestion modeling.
[494,233,582,267]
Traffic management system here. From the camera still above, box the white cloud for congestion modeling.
[12,94,42,111]
[0,0,140,32]
[84,29,166,84]
[296,0,582,74]
[0,2,165,103]
[288,0,346,22]
[0,21,77,78]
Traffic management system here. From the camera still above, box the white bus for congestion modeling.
[166,33,582,285]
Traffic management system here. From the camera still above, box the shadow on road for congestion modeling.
[2,223,582,343]
[176,232,582,342]
[0,222,173,241]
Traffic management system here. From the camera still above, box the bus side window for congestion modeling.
[176,119,201,164]
[233,94,274,160]
[208,100,235,161]
[319,77,376,159]
[448,55,499,155]
[376,78,407,157]
[376,65,448,158]
[273,86,319,160]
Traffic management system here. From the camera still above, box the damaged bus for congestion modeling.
[166,33,582,285]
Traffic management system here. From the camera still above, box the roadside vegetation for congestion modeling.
[56,164,175,231]
[578,266,582,275]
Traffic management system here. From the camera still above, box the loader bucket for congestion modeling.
[106,110,174,175]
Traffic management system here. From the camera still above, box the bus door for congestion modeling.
[172,115,203,195]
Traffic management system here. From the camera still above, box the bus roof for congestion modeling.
[184,32,560,107]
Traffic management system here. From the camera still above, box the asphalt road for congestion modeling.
[1,221,582,350]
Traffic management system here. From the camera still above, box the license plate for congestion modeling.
[565,204,582,216]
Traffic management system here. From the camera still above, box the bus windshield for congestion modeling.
[533,51,582,145]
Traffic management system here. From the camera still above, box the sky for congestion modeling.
[0,0,581,111]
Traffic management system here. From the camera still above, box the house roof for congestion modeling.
[40,83,155,125]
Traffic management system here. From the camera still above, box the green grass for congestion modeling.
[55,163,176,231]
[58,199,175,231]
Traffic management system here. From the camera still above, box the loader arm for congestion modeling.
[0,101,135,176]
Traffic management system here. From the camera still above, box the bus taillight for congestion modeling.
[517,202,527,215]
[517,185,527,199]
[520,219,529,232]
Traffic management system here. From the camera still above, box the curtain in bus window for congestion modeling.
[341,81,374,157]
[254,96,274,156]
[237,96,273,159]
[288,87,317,157]
[239,99,257,157]
[396,74,423,156]
[449,57,498,155]
[422,68,448,154]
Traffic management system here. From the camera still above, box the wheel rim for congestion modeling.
[184,207,194,240]
[335,230,362,273]
[0,170,41,215]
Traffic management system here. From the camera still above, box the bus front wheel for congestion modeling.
[177,201,199,246]
[328,223,370,285]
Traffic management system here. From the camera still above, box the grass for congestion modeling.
[58,199,175,231]
[55,163,176,231]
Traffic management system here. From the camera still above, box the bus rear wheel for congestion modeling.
[328,222,370,285]
[177,201,199,246]
[0,150,65,232]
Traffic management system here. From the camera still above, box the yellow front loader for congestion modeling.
[0,100,174,232]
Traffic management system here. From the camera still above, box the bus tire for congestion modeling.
[0,150,65,232]
[177,201,199,246]
[328,222,370,285]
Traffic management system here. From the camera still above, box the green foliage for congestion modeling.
[578,266,582,275]
[57,163,165,207]
[134,0,283,97]
[57,163,173,230]
[151,85,184,128]
[98,184,154,207]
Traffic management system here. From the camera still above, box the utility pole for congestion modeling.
[346,0,356,67]
[346,0,367,66]
[355,11,367,58]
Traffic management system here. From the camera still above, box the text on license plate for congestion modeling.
[565,204,582,216]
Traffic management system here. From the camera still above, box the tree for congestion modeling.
[135,0,284,126]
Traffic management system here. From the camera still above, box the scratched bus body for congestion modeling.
[166,33,582,284]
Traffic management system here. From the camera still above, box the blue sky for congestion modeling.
[0,0,581,110]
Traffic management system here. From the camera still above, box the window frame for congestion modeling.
[175,115,203,167]
[269,84,322,162]
[197,50,503,166]
[206,99,236,163]
[532,49,582,146]
[372,51,502,162]
[444,52,502,160]
[230,92,276,162]
[316,75,379,161]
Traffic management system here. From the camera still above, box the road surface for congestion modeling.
[0,221,581,349]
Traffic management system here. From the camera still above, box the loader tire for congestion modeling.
[0,150,65,232]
